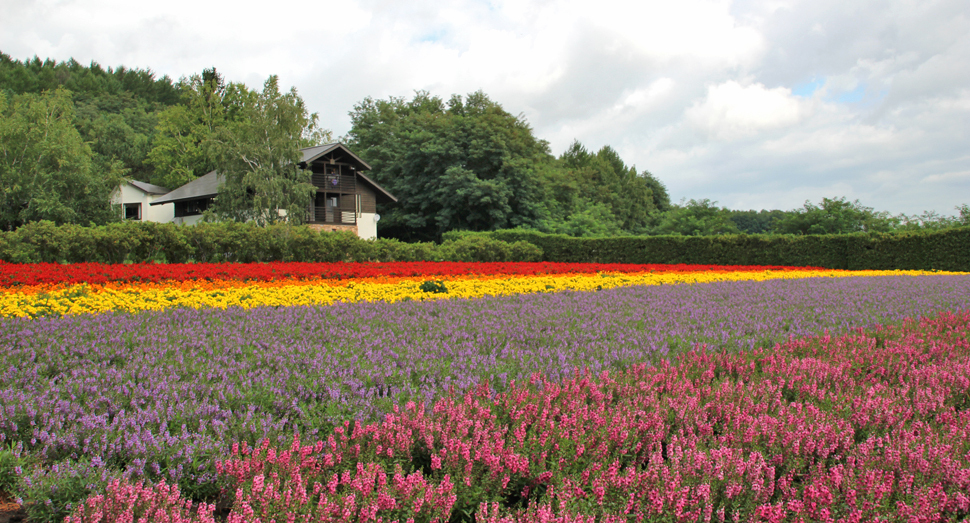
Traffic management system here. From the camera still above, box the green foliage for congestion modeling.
[543,202,624,237]
[894,204,970,231]
[438,235,544,262]
[551,141,667,233]
[0,222,545,264]
[772,197,897,235]
[1,53,180,187]
[209,75,323,226]
[145,68,232,189]
[419,280,448,294]
[0,52,179,105]
[8,221,965,270]
[347,91,552,241]
[0,89,124,230]
[727,209,786,234]
[652,199,741,236]
[485,227,970,271]
[0,443,25,495]
[20,459,111,523]
[74,93,159,182]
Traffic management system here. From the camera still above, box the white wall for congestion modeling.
[146,199,174,223]
[358,212,379,240]
[112,184,175,223]
[173,214,205,226]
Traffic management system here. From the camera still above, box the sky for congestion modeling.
[2,0,969,216]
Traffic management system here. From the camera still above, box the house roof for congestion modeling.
[300,142,373,171]
[355,171,397,203]
[128,180,171,195]
[150,171,223,206]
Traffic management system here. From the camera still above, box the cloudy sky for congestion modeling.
[3,0,969,215]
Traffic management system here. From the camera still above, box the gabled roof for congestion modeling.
[150,171,223,206]
[300,143,396,203]
[128,180,171,195]
[355,171,397,203]
[300,142,373,171]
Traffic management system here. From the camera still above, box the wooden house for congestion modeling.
[300,143,397,238]
[147,143,396,239]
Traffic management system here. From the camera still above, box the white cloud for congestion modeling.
[685,81,806,140]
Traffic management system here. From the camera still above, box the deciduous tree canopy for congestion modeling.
[0,89,123,229]
[208,75,326,226]
[347,92,669,240]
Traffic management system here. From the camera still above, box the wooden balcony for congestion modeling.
[309,205,357,225]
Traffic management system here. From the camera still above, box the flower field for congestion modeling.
[1,261,969,522]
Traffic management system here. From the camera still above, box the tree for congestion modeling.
[208,75,327,226]
[74,92,157,181]
[554,141,665,233]
[347,91,551,241]
[653,199,741,236]
[145,68,230,189]
[546,202,623,237]
[727,209,786,234]
[772,197,896,235]
[0,89,123,230]
[895,204,970,231]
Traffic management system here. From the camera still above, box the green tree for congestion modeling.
[74,93,158,182]
[1,53,180,187]
[0,52,179,105]
[554,141,666,233]
[347,91,551,241]
[0,89,123,229]
[145,68,232,189]
[208,75,325,226]
[546,202,624,237]
[894,204,970,231]
[653,199,741,236]
[727,209,787,234]
[772,197,896,235]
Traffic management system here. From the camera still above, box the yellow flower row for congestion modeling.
[0,269,961,318]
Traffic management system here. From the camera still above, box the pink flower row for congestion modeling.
[66,310,970,522]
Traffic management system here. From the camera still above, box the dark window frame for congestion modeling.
[123,203,142,221]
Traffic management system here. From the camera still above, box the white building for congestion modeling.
[111,180,175,223]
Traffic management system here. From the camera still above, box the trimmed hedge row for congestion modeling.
[0,221,543,264]
[477,228,970,271]
[2,221,967,270]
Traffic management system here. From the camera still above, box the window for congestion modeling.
[174,198,211,218]
[124,203,141,221]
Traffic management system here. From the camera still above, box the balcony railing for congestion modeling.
[310,205,356,225]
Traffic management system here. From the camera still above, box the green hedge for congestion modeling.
[0,221,544,264]
[484,228,970,271]
[2,221,967,270]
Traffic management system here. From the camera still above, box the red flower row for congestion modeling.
[0,260,824,287]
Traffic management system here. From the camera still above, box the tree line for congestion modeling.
[2,53,967,237]
[0,54,326,230]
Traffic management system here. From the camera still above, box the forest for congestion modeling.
[2,52,967,239]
